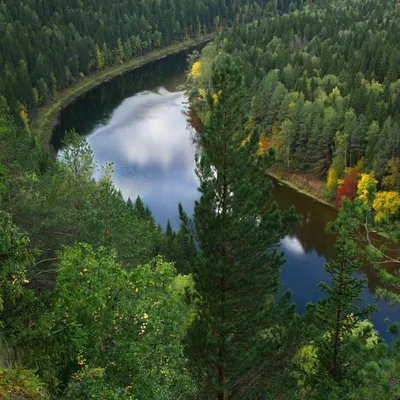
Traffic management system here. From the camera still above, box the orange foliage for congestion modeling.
[257,136,270,155]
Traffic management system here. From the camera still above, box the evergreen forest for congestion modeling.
[0,0,399,399]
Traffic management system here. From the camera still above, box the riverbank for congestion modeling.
[269,169,400,241]
[269,169,335,209]
[33,34,213,146]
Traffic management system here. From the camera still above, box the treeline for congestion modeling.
[187,0,400,226]
[0,0,290,117]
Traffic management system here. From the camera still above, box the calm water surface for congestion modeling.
[53,50,397,341]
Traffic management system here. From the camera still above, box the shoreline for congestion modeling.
[33,34,213,146]
[268,170,336,210]
[268,170,398,240]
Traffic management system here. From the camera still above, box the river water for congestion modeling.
[52,49,397,341]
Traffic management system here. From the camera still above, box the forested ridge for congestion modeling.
[0,0,283,117]
[0,0,400,398]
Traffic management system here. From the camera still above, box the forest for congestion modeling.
[187,0,400,233]
[0,0,289,117]
[0,0,399,399]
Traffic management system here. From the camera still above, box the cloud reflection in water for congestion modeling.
[86,87,199,229]
[281,236,305,255]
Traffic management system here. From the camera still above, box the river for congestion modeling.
[52,48,397,341]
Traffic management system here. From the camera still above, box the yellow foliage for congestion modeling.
[357,173,377,204]
[241,132,270,154]
[331,86,341,98]
[373,191,400,222]
[76,351,86,366]
[212,92,219,105]
[19,110,30,129]
[326,167,338,192]
[95,44,104,70]
[196,88,218,104]
[188,60,201,78]
[241,134,250,147]
[198,88,207,99]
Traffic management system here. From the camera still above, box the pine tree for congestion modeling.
[183,55,298,399]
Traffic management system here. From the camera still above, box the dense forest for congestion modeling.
[0,0,293,117]
[0,0,400,399]
[187,0,400,232]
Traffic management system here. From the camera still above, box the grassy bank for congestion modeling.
[269,169,400,240]
[269,169,335,209]
[33,34,213,145]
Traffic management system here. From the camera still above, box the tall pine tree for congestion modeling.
[182,54,298,399]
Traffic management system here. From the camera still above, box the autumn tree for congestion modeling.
[336,168,358,210]
[356,173,377,205]
[373,191,400,222]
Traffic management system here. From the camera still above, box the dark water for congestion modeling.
[53,49,397,341]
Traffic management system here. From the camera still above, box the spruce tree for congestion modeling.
[183,55,298,399]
